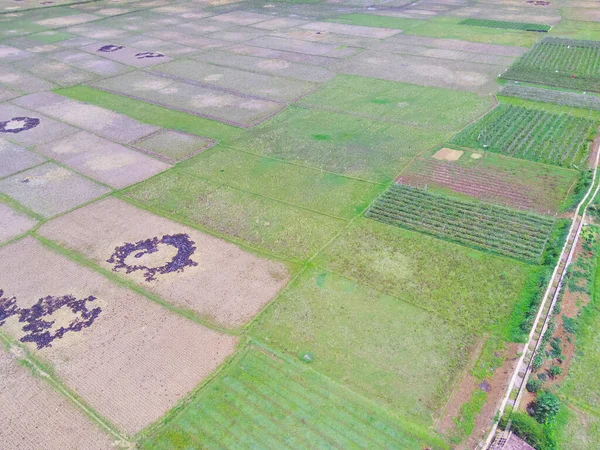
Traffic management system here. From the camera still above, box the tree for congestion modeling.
[534,391,561,423]
[527,379,543,393]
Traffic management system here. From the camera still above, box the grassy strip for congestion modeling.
[500,84,600,111]
[460,18,550,32]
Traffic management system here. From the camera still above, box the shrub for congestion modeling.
[534,391,561,423]
[532,353,544,372]
[505,411,548,449]
[549,337,562,359]
[527,379,543,393]
[563,316,577,334]
[538,373,548,381]
[548,365,562,379]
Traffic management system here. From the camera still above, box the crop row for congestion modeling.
[500,84,600,111]
[366,185,553,262]
[450,104,598,168]
[501,37,600,92]
[460,18,550,32]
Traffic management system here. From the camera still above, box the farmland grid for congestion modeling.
[366,184,554,262]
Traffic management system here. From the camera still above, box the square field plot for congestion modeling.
[0,67,56,95]
[232,106,447,183]
[450,103,600,168]
[366,184,554,262]
[0,237,238,434]
[0,202,36,242]
[312,218,535,335]
[0,348,115,450]
[133,129,215,162]
[14,57,97,87]
[13,92,159,144]
[122,170,346,260]
[47,49,132,76]
[37,131,170,188]
[0,139,46,178]
[139,346,441,450]
[251,268,473,427]
[93,71,284,128]
[0,104,77,147]
[0,162,109,218]
[296,74,494,132]
[37,197,289,328]
[81,42,172,67]
[501,37,600,93]
[153,59,319,102]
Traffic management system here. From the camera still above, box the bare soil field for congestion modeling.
[37,197,289,328]
[0,237,238,434]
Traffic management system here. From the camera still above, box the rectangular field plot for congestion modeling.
[93,71,284,128]
[232,106,447,183]
[313,217,534,334]
[0,348,115,450]
[0,237,238,434]
[398,149,579,214]
[460,18,551,32]
[122,170,346,261]
[251,268,473,427]
[366,184,554,262]
[501,37,600,92]
[37,197,289,328]
[500,84,600,111]
[450,104,600,168]
[296,74,495,131]
[139,346,442,450]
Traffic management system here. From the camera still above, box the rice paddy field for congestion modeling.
[0,0,599,449]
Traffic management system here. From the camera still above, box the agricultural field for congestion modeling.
[366,184,554,262]
[1,0,600,449]
[501,37,600,92]
[450,103,600,167]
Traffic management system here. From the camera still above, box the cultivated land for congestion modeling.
[0,0,599,449]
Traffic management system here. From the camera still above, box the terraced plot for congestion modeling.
[366,184,554,262]
[460,19,551,32]
[501,37,600,92]
[450,104,599,167]
[500,84,600,110]
[139,345,443,450]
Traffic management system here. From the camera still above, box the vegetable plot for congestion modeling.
[366,184,554,262]
[450,104,599,168]
[460,19,550,32]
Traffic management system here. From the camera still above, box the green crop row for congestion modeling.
[501,37,600,92]
[460,18,550,32]
[450,104,598,168]
[500,84,600,111]
[366,185,553,262]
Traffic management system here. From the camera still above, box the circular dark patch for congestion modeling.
[0,290,102,349]
[0,117,40,134]
[107,233,198,282]
[135,51,164,59]
[98,44,124,53]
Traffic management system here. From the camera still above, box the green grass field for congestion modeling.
[460,19,551,33]
[250,268,473,426]
[138,345,448,450]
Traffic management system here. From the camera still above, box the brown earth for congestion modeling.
[0,347,117,449]
[37,197,290,329]
[0,237,238,435]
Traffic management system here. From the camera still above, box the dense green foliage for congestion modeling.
[535,391,562,423]
[502,412,553,449]
[366,184,554,262]
[500,84,600,111]
[450,104,599,168]
[527,379,543,393]
[460,18,550,32]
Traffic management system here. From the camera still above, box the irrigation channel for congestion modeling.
[484,139,600,449]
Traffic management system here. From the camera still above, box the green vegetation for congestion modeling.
[250,268,472,426]
[550,20,600,41]
[451,104,599,168]
[452,390,487,443]
[366,184,554,262]
[121,170,345,261]
[178,145,384,220]
[501,37,600,92]
[500,84,600,111]
[460,19,550,33]
[502,411,555,450]
[138,345,447,450]
[527,379,543,393]
[233,106,447,183]
[296,75,494,131]
[328,14,426,31]
[312,218,535,335]
[535,391,561,423]
[55,86,244,143]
